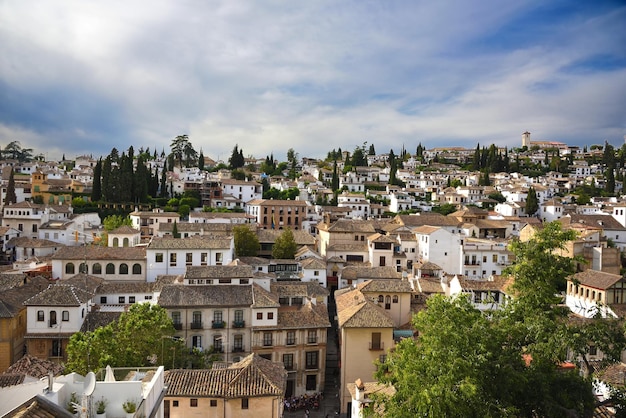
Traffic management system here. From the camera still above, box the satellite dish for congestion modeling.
[83,371,96,397]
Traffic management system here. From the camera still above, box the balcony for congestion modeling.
[213,346,224,353]
[463,261,481,266]
[232,346,245,353]
[369,341,385,351]
[232,320,245,328]
[190,321,203,329]
[212,321,226,329]
[173,323,183,330]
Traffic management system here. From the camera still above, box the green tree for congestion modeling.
[272,228,298,259]
[65,304,175,374]
[5,168,16,204]
[526,186,539,216]
[431,203,457,216]
[170,135,190,168]
[374,222,625,417]
[233,225,260,256]
[103,215,132,231]
[91,158,102,201]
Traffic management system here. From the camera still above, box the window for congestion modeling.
[106,263,115,274]
[378,295,384,303]
[100,296,107,304]
[263,332,273,346]
[233,334,243,351]
[286,331,296,345]
[129,296,136,303]
[155,253,164,263]
[200,252,207,266]
[49,311,57,326]
[306,375,317,391]
[216,252,223,265]
[37,310,44,321]
[268,312,274,320]
[307,330,317,344]
[213,335,223,352]
[192,335,202,348]
[589,345,598,356]
[210,400,217,407]
[132,263,142,274]
[79,263,88,274]
[283,353,294,370]
[190,399,198,407]
[172,312,181,325]
[492,254,498,262]
[385,295,391,310]
[65,263,75,274]
[170,253,177,267]
[62,310,69,321]
[306,351,318,369]
[234,310,243,322]
[172,401,179,407]
[242,398,249,410]
[313,270,320,276]
[119,296,125,304]
[392,295,399,303]
[371,332,382,350]
[186,252,193,266]
[92,263,102,274]
[213,311,223,323]
[193,311,202,326]
[257,312,263,320]
[379,354,387,363]
[119,263,128,274]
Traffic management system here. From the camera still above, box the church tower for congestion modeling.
[522,131,531,148]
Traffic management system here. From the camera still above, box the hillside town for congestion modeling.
[1,132,626,417]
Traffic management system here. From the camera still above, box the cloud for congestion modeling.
[1,0,624,161]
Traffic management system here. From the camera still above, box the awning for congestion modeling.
[393,330,414,340]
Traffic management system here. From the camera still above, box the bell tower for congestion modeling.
[522,131,531,148]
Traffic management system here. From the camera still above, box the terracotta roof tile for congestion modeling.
[571,270,623,290]
[158,284,254,308]
[165,354,286,398]
[24,284,93,306]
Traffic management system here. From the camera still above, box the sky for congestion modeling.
[1,0,625,162]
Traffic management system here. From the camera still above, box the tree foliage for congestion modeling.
[373,222,626,417]
[103,214,132,231]
[272,228,298,259]
[526,186,539,216]
[233,225,260,257]
[65,304,176,374]
[5,168,16,204]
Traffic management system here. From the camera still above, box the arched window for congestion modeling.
[65,263,75,274]
[132,263,142,274]
[385,295,391,304]
[79,263,88,274]
[119,263,129,274]
[123,237,129,247]
[92,263,102,274]
[106,263,115,274]
[392,295,399,303]
[112,237,119,247]
[377,295,384,303]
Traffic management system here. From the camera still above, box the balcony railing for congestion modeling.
[232,320,245,328]
[173,323,183,330]
[213,346,224,353]
[212,321,226,329]
[369,341,385,351]
[307,337,318,344]
[190,321,203,329]
[464,261,481,266]
[232,346,245,353]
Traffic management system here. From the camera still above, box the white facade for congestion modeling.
[145,236,234,281]
[415,227,462,275]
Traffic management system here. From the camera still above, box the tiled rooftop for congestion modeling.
[158,284,254,308]
[24,284,93,306]
[165,354,286,398]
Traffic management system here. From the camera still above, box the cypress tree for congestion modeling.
[5,168,16,204]
[91,158,102,201]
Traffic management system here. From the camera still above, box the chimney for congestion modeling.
[355,378,365,401]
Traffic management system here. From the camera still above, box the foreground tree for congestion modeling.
[5,168,16,204]
[272,228,298,259]
[233,225,260,256]
[65,304,175,374]
[373,222,626,417]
